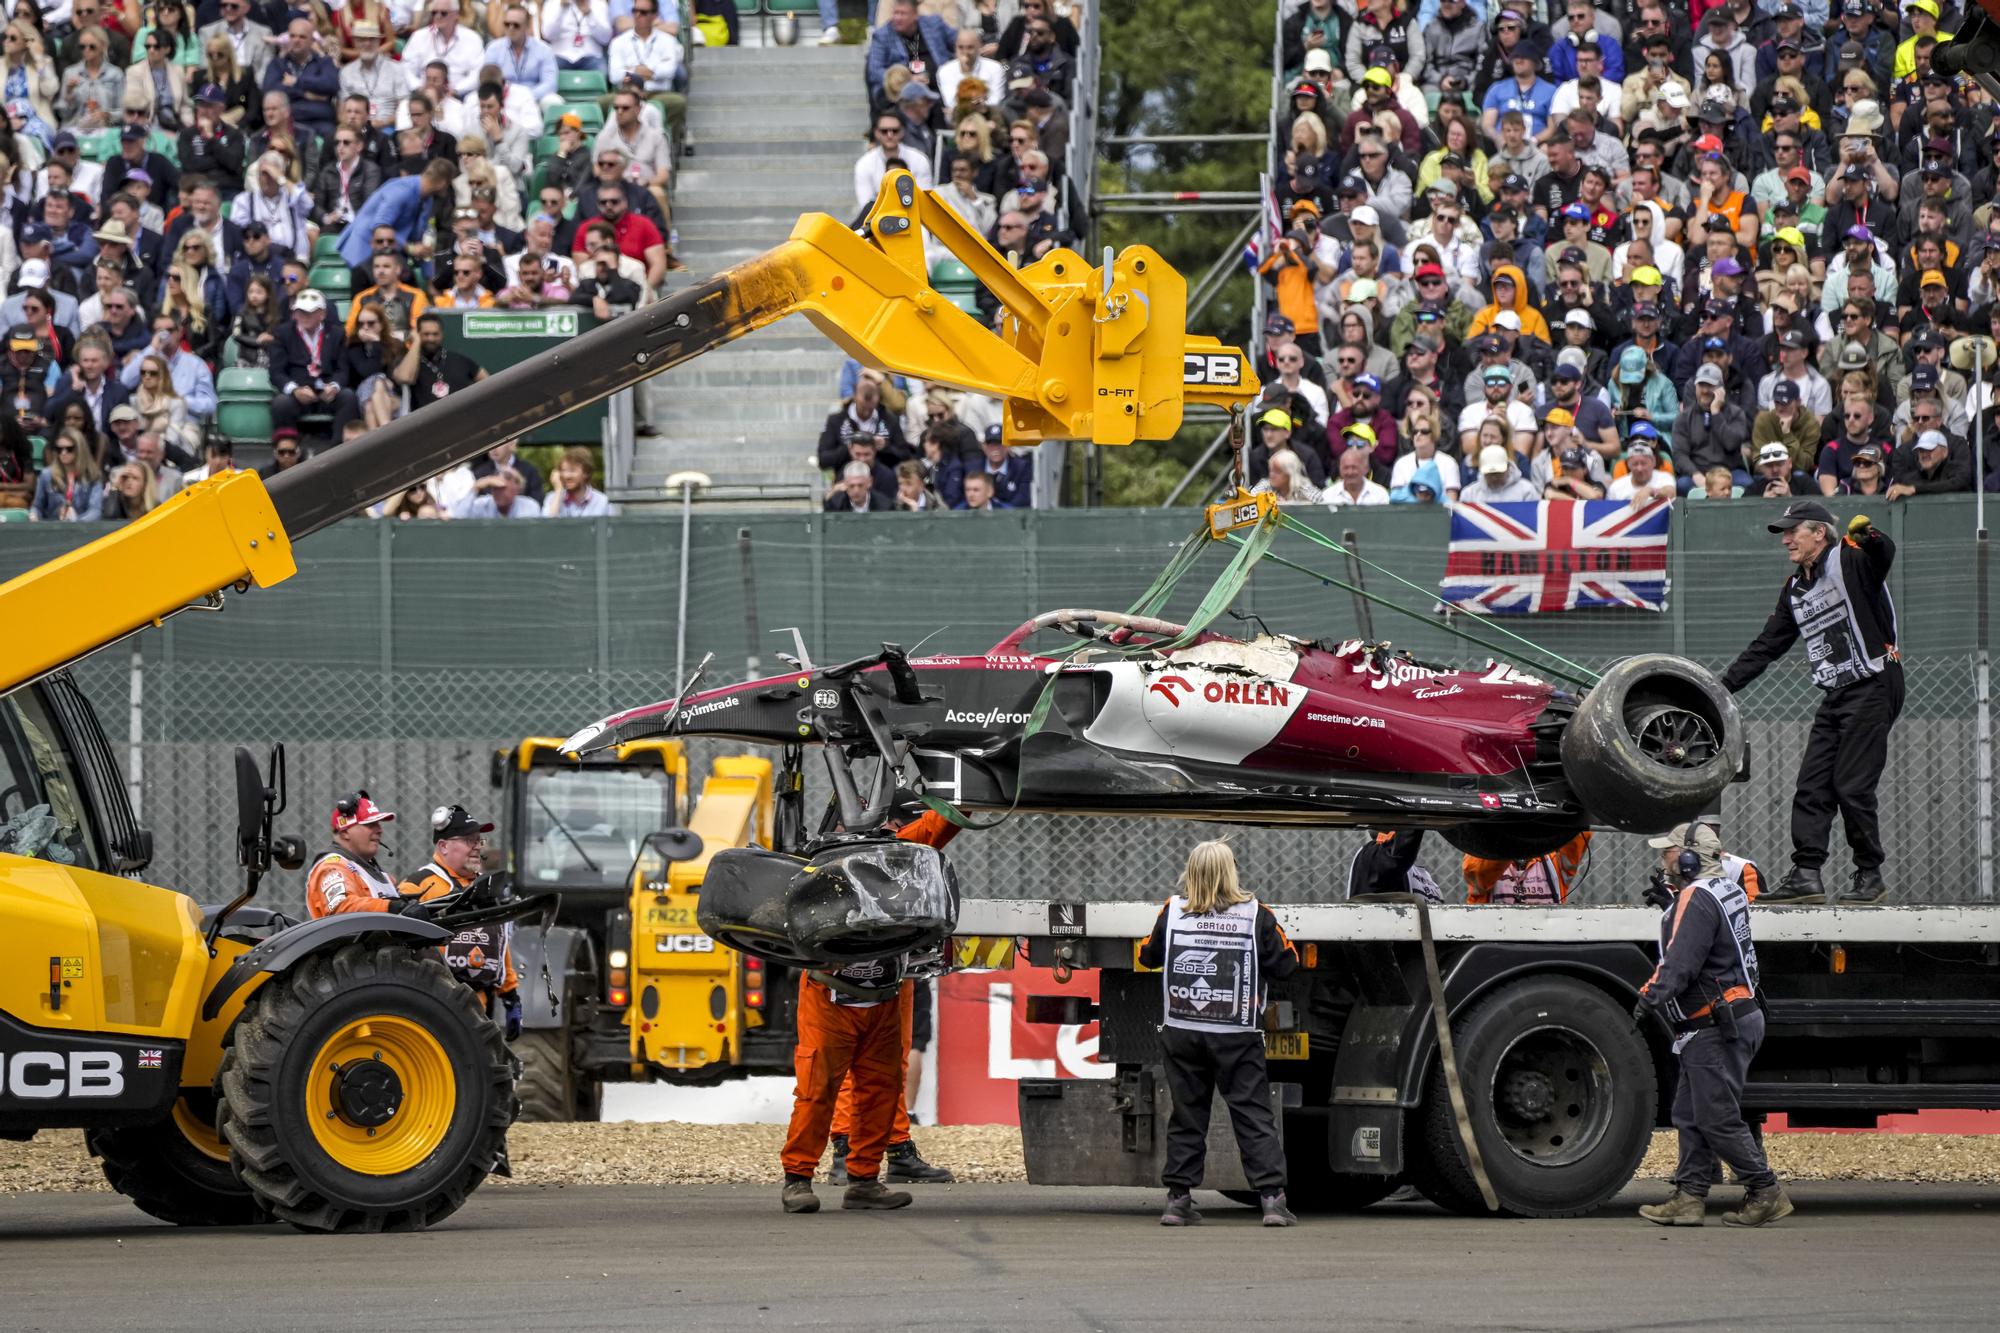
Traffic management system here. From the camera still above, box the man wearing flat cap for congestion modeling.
[1721,501,1901,904]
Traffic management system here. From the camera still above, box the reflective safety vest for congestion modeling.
[405,860,514,994]
[1160,896,1263,1033]
[1790,541,1895,691]
[1654,874,1761,1027]
[306,849,403,917]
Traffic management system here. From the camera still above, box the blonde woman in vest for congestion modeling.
[1137,839,1301,1227]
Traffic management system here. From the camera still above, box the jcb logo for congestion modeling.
[0,1051,125,1099]
[655,934,717,953]
[1183,353,1242,386]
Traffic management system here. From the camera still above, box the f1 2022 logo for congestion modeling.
[1183,353,1243,386]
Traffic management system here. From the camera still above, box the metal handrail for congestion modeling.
[1058,0,1101,246]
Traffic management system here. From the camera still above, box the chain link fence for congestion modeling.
[19,497,1990,911]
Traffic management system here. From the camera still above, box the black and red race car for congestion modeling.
[562,609,1742,964]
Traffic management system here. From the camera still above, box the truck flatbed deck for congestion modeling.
[958,900,2000,944]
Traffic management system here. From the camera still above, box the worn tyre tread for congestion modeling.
[88,1116,267,1228]
[217,940,514,1234]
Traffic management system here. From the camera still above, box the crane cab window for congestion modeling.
[0,691,105,871]
[522,766,675,889]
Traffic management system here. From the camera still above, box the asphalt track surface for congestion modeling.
[5,1182,1997,1330]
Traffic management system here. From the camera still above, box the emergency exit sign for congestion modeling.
[461,311,579,339]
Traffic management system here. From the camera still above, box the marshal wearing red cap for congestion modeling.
[307,789,428,917]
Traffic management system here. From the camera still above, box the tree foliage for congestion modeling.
[1092,0,1276,505]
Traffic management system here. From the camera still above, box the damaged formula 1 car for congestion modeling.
[563,607,1743,968]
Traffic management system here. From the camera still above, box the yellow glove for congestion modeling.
[1848,514,1872,535]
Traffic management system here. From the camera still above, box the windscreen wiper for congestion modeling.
[534,792,602,876]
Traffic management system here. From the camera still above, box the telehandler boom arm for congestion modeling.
[0,170,1257,696]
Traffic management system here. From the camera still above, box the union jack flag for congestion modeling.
[1243,172,1283,273]
[1441,500,1671,614]
[137,1049,163,1069]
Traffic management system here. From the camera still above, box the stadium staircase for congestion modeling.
[628,35,869,508]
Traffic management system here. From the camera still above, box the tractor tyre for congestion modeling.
[217,940,515,1233]
[515,1022,601,1123]
[88,1094,266,1227]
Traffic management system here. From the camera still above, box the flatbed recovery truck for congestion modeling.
[954,900,2000,1216]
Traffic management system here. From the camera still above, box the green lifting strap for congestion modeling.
[1272,513,1602,685]
[1226,536,1600,690]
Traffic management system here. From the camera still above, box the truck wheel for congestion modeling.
[1560,654,1744,833]
[217,941,515,1233]
[87,1095,266,1227]
[515,1025,601,1123]
[1412,977,1656,1218]
[1440,816,1590,864]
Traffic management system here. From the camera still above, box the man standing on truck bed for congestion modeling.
[1635,822,1794,1229]
[1721,501,1901,905]
[779,800,961,1215]
[1139,840,1300,1228]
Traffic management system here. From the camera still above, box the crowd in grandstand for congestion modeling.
[817,0,1076,512]
[0,0,693,520]
[1254,0,1997,508]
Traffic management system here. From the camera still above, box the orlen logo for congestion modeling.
[0,1051,125,1099]
[656,934,717,953]
[1150,675,1292,708]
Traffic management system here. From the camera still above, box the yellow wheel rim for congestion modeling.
[172,1096,231,1164]
[306,1015,458,1174]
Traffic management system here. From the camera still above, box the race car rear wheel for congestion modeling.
[217,940,514,1233]
[1560,655,1743,833]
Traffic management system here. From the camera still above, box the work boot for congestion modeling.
[1723,1185,1796,1228]
[842,1176,914,1210]
[1762,865,1825,905]
[1637,1187,1707,1226]
[884,1139,955,1184]
[1259,1191,1298,1227]
[1159,1191,1203,1226]
[782,1177,820,1214]
[827,1133,849,1185]
[1848,867,1888,904]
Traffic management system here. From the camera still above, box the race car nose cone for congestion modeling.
[559,721,607,757]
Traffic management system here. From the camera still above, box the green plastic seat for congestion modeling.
[767,0,817,11]
[555,101,604,133]
[0,506,29,521]
[557,69,608,97]
[215,399,273,443]
[534,133,562,160]
[312,234,344,262]
[79,128,119,162]
[216,366,272,399]
[306,263,353,299]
